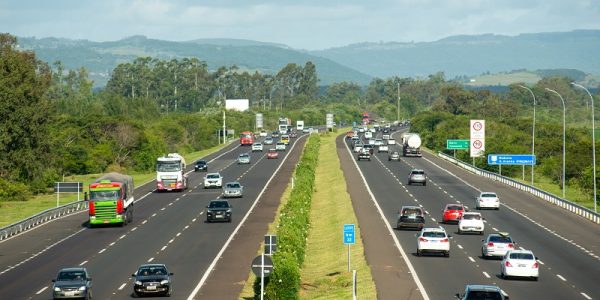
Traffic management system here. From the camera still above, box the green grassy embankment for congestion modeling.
[0,142,234,228]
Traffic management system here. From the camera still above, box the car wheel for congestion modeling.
[479,231,484,235]
[228,217,232,223]
[500,271,505,279]
[423,182,427,186]
[445,251,450,257]
[458,229,462,234]
[416,249,421,256]
[533,276,538,281]
[407,181,411,185]
[495,207,500,210]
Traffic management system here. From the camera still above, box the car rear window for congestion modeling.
[423,231,446,238]
[463,214,481,220]
[510,253,534,260]
[466,291,503,300]
[412,170,425,175]
[490,236,512,243]
[447,205,463,210]
[402,208,423,216]
[481,193,497,198]
[226,183,240,188]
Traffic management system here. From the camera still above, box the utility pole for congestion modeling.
[223,110,227,144]
[397,82,401,122]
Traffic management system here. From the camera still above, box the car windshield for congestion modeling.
[481,193,497,198]
[207,174,220,179]
[156,161,182,172]
[90,190,119,201]
[463,214,481,220]
[509,252,534,260]
[226,183,240,188]
[57,271,86,281]
[239,154,249,158]
[402,208,422,216]
[196,161,206,165]
[138,266,168,276]
[489,236,512,243]
[447,205,463,211]
[423,231,446,238]
[465,291,503,300]
[209,201,230,208]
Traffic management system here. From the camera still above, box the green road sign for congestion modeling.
[447,139,469,150]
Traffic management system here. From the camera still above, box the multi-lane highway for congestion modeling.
[0,134,306,300]
[345,128,599,300]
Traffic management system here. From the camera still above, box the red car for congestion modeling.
[266,149,279,159]
[442,203,465,224]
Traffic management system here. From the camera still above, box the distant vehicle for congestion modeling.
[52,267,92,300]
[362,112,370,125]
[369,127,376,133]
[302,127,310,133]
[296,120,304,131]
[264,137,274,145]
[87,173,134,227]
[482,232,515,258]
[351,136,360,143]
[378,144,389,153]
[388,151,401,161]
[271,131,279,138]
[501,250,539,281]
[408,169,427,186]
[416,227,450,257]
[364,131,373,139]
[382,134,390,140]
[442,203,465,224]
[346,131,355,139]
[203,172,223,189]
[368,139,375,145]
[194,160,207,172]
[402,133,422,157]
[387,138,396,145]
[358,127,366,133]
[289,131,297,138]
[237,153,251,164]
[363,144,374,154]
[279,117,292,134]
[280,134,290,145]
[456,285,509,300]
[267,148,279,159]
[458,212,485,235]
[223,181,244,198]
[353,143,364,153]
[383,128,390,134]
[396,206,426,230]
[251,143,263,152]
[206,199,232,222]
[156,153,187,192]
[357,148,371,161]
[374,139,384,146]
[132,264,173,297]
[476,192,500,210]
[259,130,268,137]
[275,142,286,151]
[240,131,254,146]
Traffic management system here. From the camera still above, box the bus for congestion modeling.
[240,131,254,146]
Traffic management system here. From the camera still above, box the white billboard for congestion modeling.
[470,119,485,157]
[225,99,249,111]
[256,113,263,129]
[326,113,334,129]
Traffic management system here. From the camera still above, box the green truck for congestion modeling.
[86,173,134,227]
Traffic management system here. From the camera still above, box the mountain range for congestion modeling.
[16,30,600,87]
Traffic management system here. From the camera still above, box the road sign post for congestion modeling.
[487,154,536,165]
[251,254,274,300]
[343,224,355,272]
[54,182,83,207]
[447,139,469,150]
[470,120,486,159]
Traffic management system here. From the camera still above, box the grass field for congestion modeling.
[298,132,376,299]
[0,142,233,228]
[465,71,542,86]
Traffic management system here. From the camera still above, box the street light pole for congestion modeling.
[397,82,401,122]
[546,88,566,198]
[571,83,597,213]
[518,85,536,185]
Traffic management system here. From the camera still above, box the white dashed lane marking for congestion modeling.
[79,260,88,266]
[581,292,592,300]
[482,272,490,278]
[98,248,106,254]
[557,274,567,281]
[468,256,475,263]
[118,283,127,290]
[36,286,48,294]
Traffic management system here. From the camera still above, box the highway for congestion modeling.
[0,134,306,300]
[345,128,599,300]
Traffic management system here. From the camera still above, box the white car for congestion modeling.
[204,172,223,189]
[482,232,515,258]
[259,130,268,137]
[358,128,365,133]
[251,143,263,152]
[369,127,376,133]
[477,192,500,210]
[368,139,375,145]
[382,134,390,140]
[387,139,396,145]
[275,142,286,151]
[458,212,485,235]
[374,139,384,146]
[501,250,539,280]
[353,144,364,153]
[364,131,373,139]
[416,227,450,257]
[378,144,389,153]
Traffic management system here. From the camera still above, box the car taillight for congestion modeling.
[487,242,494,247]
[533,262,539,268]
[89,202,95,216]
[418,237,428,242]
[505,261,512,267]
[116,200,124,214]
[508,243,514,248]
[441,238,449,242]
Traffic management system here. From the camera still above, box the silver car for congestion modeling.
[407,169,427,186]
[223,181,244,198]
[237,153,251,164]
[52,267,92,299]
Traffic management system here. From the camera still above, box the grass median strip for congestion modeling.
[299,132,376,299]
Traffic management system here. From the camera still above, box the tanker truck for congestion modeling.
[402,133,422,157]
[86,173,134,227]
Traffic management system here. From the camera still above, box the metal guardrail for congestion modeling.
[438,152,600,224]
[0,201,88,241]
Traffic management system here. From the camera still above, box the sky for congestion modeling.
[1,0,599,50]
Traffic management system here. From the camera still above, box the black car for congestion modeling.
[194,160,207,172]
[52,267,92,299]
[206,200,232,222]
[132,264,173,297]
[396,206,426,230]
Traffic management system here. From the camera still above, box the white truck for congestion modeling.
[296,120,304,131]
[402,133,422,157]
[156,153,188,192]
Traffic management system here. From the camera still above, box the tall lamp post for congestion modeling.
[518,85,536,185]
[571,83,597,213]
[545,88,566,198]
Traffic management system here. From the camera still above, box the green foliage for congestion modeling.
[0,178,32,202]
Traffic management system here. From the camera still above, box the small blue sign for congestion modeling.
[488,154,536,165]
[343,224,355,245]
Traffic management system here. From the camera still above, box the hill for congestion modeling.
[16,35,372,87]
[311,30,600,79]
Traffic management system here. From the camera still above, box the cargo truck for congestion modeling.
[156,153,188,192]
[86,173,134,227]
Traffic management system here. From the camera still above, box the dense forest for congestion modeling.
[1,32,597,206]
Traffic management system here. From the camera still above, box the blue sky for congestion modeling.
[1,0,599,50]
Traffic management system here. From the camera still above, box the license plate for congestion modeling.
[170,184,176,187]
[147,286,157,291]
[216,215,223,218]
[65,291,76,296]
[518,264,527,267]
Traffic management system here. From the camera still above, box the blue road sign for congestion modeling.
[487,154,536,165]
[343,224,355,245]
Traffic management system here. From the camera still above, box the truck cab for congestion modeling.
[156,153,188,192]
